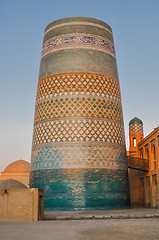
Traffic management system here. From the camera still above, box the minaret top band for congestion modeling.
[45,17,112,34]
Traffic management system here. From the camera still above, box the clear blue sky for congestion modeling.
[0,0,159,171]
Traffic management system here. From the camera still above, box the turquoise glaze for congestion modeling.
[30,168,129,210]
[39,49,118,80]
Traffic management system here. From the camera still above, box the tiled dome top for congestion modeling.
[129,117,143,126]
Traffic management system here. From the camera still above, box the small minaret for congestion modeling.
[129,117,144,157]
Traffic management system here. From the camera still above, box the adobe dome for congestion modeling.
[4,160,30,173]
[0,179,26,189]
[129,117,143,126]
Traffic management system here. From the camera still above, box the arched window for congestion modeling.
[140,148,143,158]
[152,175,157,207]
[145,149,149,160]
[152,145,156,169]
[133,138,136,147]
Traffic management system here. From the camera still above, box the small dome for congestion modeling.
[0,179,26,189]
[129,117,143,126]
[4,160,30,173]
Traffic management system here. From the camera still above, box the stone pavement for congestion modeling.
[44,208,159,220]
[1,217,159,240]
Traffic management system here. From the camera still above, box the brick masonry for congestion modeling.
[30,17,129,210]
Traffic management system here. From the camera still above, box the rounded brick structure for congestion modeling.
[30,17,129,210]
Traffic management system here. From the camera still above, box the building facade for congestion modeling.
[30,17,129,210]
[128,117,159,208]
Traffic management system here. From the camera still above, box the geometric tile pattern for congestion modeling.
[30,17,129,210]
[41,34,116,59]
[34,96,123,124]
[129,123,143,132]
[36,72,121,103]
[31,142,127,170]
[32,119,125,146]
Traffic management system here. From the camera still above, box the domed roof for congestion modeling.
[4,160,30,173]
[129,117,143,126]
[0,179,26,189]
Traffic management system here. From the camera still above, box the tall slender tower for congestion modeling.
[30,17,129,210]
[129,117,144,158]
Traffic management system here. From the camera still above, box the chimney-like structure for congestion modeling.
[30,17,129,210]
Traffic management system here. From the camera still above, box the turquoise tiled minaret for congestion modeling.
[30,17,129,210]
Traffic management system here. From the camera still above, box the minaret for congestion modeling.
[30,17,129,210]
[129,117,144,158]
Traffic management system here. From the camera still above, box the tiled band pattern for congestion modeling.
[36,73,121,102]
[30,17,129,210]
[129,123,143,132]
[31,143,127,170]
[34,97,123,124]
[41,34,115,59]
[32,119,125,146]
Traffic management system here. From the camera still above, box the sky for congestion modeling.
[0,0,159,172]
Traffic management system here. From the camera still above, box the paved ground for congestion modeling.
[1,209,159,240]
[1,218,159,240]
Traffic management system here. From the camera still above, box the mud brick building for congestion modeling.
[128,117,159,208]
